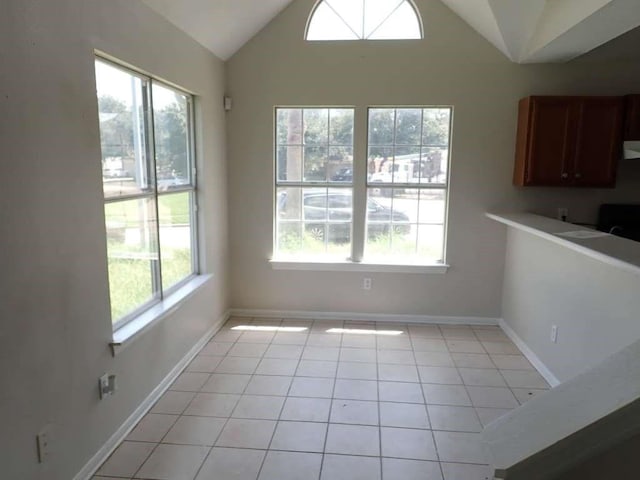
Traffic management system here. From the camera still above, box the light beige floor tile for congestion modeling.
[289,377,335,398]
[474,329,510,342]
[136,443,209,480]
[150,391,195,415]
[341,334,376,348]
[214,356,260,375]
[414,351,455,367]
[382,458,443,480]
[446,340,485,354]
[379,381,424,404]
[377,336,413,350]
[195,447,265,480]
[96,441,155,478]
[334,379,378,401]
[337,361,377,380]
[306,334,342,347]
[440,326,477,340]
[216,418,276,449]
[280,397,331,422]
[411,339,448,353]
[339,347,376,363]
[231,395,285,420]
[264,344,303,359]
[377,349,415,365]
[330,399,379,425]
[381,427,438,461]
[200,342,233,356]
[295,360,337,378]
[259,451,322,480]
[481,341,520,355]
[237,331,275,344]
[418,366,462,385]
[512,388,549,404]
[211,330,242,343]
[501,370,549,389]
[466,386,519,408]
[458,368,506,387]
[256,358,298,376]
[433,431,488,464]
[302,346,340,361]
[270,421,327,452]
[451,353,494,369]
[408,325,443,339]
[428,405,482,433]
[245,375,292,396]
[321,454,381,480]
[490,354,534,370]
[475,407,512,427]
[227,342,269,358]
[200,373,251,394]
[325,424,380,456]
[126,414,177,442]
[378,363,420,382]
[162,416,226,446]
[184,393,240,417]
[272,332,308,345]
[185,355,224,373]
[441,462,493,480]
[170,372,210,392]
[379,402,430,429]
[422,384,471,406]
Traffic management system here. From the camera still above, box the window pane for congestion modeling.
[277,109,303,145]
[277,146,302,182]
[367,1,422,40]
[330,109,354,145]
[423,108,451,146]
[368,109,395,145]
[304,109,329,145]
[159,192,194,291]
[418,147,448,184]
[105,197,159,323]
[153,83,192,191]
[395,109,422,145]
[304,146,328,181]
[96,60,152,199]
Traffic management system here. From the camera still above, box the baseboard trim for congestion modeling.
[229,308,500,326]
[74,310,230,480]
[499,319,561,388]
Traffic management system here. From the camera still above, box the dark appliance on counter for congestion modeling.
[597,204,640,241]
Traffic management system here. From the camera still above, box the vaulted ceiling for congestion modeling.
[141,0,640,62]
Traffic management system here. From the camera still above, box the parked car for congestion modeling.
[330,167,353,182]
[278,190,410,242]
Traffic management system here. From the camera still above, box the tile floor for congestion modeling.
[94,318,550,480]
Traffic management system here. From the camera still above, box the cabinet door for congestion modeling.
[525,97,575,186]
[572,98,623,187]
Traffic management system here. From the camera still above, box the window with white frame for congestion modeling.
[306,0,422,41]
[273,106,452,265]
[95,58,198,328]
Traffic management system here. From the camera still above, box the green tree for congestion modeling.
[98,95,134,159]
[154,101,189,179]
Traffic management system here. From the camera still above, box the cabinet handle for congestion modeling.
[561,173,569,179]
[575,173,582,179]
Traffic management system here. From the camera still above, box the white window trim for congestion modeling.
[272,105,452,271]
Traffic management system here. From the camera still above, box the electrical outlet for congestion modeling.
[99,373,117,399]
[36,425,52,463]
[557,208,568,222]
[363,278,372,290]
[551,325,558,343]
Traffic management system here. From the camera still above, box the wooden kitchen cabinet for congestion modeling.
[624,95,640,140]
[513,96,624,187]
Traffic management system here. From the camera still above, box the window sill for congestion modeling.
[110,274,213,356]
[270,259,449,274]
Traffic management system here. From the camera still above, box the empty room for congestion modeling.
[3,0,640,479]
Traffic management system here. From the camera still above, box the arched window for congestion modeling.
[306,0,423,41]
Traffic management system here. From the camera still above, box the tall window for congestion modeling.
[95,58,197,328]
[306,0,422,41]
[367,108,451,262]
[275,108,355,258]
[273,106,452,265]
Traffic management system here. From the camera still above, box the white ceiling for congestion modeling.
[141,0,640,63]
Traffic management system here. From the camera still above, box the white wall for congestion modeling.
[0,1,228,479]
[225,0,640,317]
[501,228,640,382]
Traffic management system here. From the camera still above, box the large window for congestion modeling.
[95,58,197,328]
[274,106,452,265]
[306,0,422,41]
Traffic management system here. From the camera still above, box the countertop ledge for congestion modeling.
[486,212,640,277]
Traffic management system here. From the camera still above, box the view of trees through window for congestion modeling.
[96,59,196,326]
[274,106,452,263]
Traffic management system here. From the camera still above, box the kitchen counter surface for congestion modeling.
[487,212,640,277]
